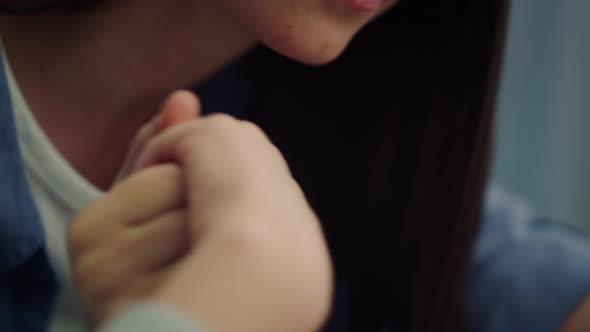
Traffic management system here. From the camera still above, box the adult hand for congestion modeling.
[131,92,333,332]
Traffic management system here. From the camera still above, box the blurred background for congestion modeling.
[492,0,590,232]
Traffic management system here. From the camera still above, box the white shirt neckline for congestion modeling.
[2,45,103,211]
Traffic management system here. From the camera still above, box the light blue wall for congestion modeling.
[493,0,590,231]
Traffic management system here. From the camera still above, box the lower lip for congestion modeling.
[340,0,383,12]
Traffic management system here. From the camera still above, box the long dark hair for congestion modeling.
[1,0,509,330]
[246,1,509,331]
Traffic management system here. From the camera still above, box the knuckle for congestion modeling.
[125,162,182,191]
[140,121,203,159]
[205,113,239,133]
[176,134,209,158]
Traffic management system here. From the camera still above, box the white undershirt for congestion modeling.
[2,47,102,332]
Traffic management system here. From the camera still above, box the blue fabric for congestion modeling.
[468,185,590,331]
[1,249,59,332]
[0,50,46,273]
[0,51,58,332]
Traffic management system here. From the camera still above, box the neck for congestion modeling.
[0,0,255,189]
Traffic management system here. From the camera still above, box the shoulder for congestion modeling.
[468,184,590,332]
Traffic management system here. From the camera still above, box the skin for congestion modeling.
[70,92,333,331]
[1,0,589,330]
[0,0,397,189]
[0,1,398,330]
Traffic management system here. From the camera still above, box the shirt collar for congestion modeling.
[0,44,251,274]
[0,46,45,274]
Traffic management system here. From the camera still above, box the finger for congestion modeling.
[109,164,185,225]
[157,90,201,133]
[126,209,190,271]
[71,164,185,251]
[112,90,201,185]
[131,113,240,171]
[73,209,188,299]
[113,117,160,186]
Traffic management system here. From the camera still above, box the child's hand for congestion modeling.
[69,91,200,324]
[128,97,333,332]
[114,90,199,184]
[69,164,187,324]
[72,90,333,332]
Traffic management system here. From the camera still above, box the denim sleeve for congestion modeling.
[98,303,207,332]
[468,185,590,332]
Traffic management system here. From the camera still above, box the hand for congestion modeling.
[72,89,333,332]
[114,90,199,184]
[69,91,199,324]
[130,95,333,332]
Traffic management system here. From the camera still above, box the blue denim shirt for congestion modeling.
[1,51,590,332]
[0,50,58,332]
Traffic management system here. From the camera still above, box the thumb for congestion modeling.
[157,90,202,133]
[112,90,201,186]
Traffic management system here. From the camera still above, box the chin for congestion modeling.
[260,24,354,66]
[281,40,348,66]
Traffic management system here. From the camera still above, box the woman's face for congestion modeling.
[217,0,400,65]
